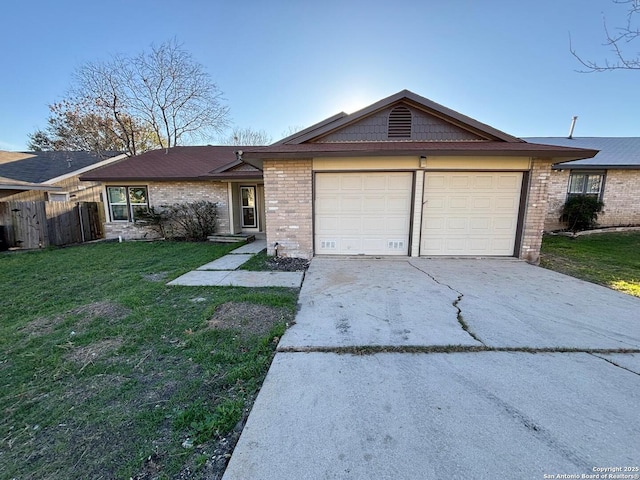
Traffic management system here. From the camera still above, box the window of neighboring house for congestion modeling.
[567,171,605,199]
[107,186,149,221]
[48,192,70,202]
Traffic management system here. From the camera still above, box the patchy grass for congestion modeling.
[0,241,298,479]
[237,249,270,271]
[540,232,640,297]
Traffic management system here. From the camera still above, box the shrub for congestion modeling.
[561,195,604,232]
[137,201,218,241]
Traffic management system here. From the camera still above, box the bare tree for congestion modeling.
[220,127,273,146]
[280,125,305,138]
[571,0,640,71]
[30,39,229,156]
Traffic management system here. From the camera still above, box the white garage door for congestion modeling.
[421,172,523,256]
[315,172,413,255]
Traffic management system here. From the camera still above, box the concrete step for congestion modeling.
[208,234,255,243]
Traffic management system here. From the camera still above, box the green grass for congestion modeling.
[540,232,640,297]
[238,249,269,271]
[0,240,298,479]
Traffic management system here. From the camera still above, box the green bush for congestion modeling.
[561,195,604,232]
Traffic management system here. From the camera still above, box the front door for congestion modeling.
[241,186,257,228]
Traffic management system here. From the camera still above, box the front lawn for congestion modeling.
[540,231,640,297]
[0,241,298,479]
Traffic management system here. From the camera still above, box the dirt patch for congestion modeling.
[71,301,131,327]
[64,338,124,368]
[143,271,169,282]
[20,301,131,337]
[208,302,293,338]
[20,315,65,337]
[62,373,129,404]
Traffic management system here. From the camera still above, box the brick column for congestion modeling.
[263,159,313,258]
[520,158,553,264]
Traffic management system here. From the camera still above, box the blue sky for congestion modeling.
[1,0,638,150]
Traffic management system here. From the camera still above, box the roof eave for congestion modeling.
[243,147,598,161]
[553,163,640,170]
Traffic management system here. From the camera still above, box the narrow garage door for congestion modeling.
[421,172,523,256]
[315,172,413,255]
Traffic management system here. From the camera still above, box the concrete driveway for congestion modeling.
[223,258,640,480]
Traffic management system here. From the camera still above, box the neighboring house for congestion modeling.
[525,137,640,231]
[0,176,61,200]
[0,150,126,202]
[80,146,263,240]
[81,90,597,262]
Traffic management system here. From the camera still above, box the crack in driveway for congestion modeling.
[277,345,640,354]
[589,353,640,377]
[407,260,485,345]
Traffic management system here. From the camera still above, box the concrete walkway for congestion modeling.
[167,239,304,288]
[223,257,640,480]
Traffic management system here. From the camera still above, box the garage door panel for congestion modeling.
[449,197,469,209]
[340,176,363,189]
[497,175,520,188]
[447,218,467,230]
[363,175,386,190]
[474,176,494,188]
[421,172,522,256]
[470,217,491,231]
[315,172,412,255]
[451,176,471,188]
[495,197,518,209]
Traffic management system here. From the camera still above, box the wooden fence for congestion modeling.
[0,201,104,249]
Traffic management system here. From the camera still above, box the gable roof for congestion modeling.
[276,90,523,145]
[0,151,124,183]
[241,90,597,167]
[81,146,262,182]
[524,137,640,169]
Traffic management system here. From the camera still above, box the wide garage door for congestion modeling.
[315,172,413,255]
[421,172,523,256]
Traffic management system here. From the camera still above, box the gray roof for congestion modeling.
[524,137,640,169]
[0,151,123,183]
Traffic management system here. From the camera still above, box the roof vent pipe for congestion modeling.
[568,116,578,139]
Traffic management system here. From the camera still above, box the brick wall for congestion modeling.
[263,159,313,258]
[600,170,640,226]
[544,169,570,231]
[520,158,553,264]
[103,180,230,240]
[545,169,640,230]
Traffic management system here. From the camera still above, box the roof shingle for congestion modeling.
[81,146,260,181]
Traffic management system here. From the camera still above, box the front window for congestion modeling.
[567,172,604,199]
[107,186,148,221]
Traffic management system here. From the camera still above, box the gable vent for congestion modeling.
[388,106,412,139]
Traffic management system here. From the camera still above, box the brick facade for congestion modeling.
[545,169,640,231]
[519,158,553,264]
[103,180,230,240]
[263,159,313,258]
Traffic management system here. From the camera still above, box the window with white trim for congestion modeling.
[567,171,605,199]
[107,186,149,221]
[48,192,70,202]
